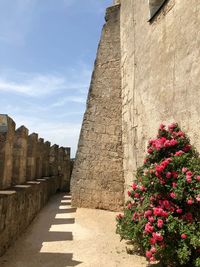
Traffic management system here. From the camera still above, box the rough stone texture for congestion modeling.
[36,138,44,179]
[42,141,51,177]
[58,147,71,192]
[0,115,15,190]
[49,144,59,177]
[12,126,28,185]
[0,176,61,256]
[27,133,38,181]
[120,0,200,200]
[71,4,124,211]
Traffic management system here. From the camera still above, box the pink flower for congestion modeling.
[176,208,183,214]
[148,216,155,223]
[166,172,172,179]
[170,139,178,146]
[144,210,152,218]
[172,182,177,188]
[134,193,140,198]
[184,212,193,221]
[148,148,153,154]
[187,198,193,205]
[163,200,170,209]
[159,123,165,130]
[116,214,123,220]
[150,247,157,253]
[153,207,164,216]
[183,144,191,152]
[145,223,154,233]
[127,191,131,196]
[170,192,176,199]
[150,256,156,262]
[172,172,178,179]
[153,232,163,241]
[186,176,192,183]
[164,140,171,147]
[181,234,187,239]
[140,185,146,192]
[150,237,156,245]
[157,219,164,228]
[146,251,152,258]
[168,123,177,131]
[127,203,132,209]
[196,196,200,202]
[186,171,192,176]
[196,176,200,181]
[162,211,169,218]
[182,167,188,173]
[177,131,184,137]
[175,150,184,156]
[132,182,137,190]
[156,165,165,173]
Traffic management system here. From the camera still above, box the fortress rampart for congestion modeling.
[0,114,71,255]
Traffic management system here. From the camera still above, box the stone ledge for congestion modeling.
[0,176,61,256]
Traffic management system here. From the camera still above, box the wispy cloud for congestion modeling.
[52,96,86,107]
[0,65,91,156]
[0,66,91,97]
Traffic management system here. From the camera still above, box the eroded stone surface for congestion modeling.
[26,133,38,181]
[71,5,124,211]
[0,115,15,189]
[12,126,28,185]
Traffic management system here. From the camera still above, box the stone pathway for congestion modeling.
[0,193,148,267]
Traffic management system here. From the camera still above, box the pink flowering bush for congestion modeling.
[116,123,200,266]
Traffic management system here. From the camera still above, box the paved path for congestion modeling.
[0,193,148,267]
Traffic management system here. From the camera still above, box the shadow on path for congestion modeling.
[0,193,82,267]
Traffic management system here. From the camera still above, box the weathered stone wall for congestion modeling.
[71,4,124,211]
[0,114,71,256]
[120,0,200,199]
[0,176,60,256]
[0,115,15,189]
[12,126,28,185]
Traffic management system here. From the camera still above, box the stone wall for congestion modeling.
[71,4,124,211]
[0,114,71,256]
[120,0,200,200]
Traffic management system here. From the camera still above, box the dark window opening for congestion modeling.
[148,0,167,21]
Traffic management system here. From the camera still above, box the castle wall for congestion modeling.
[0,114,71,256]
[71,4,124,211]
[120,0,200,199]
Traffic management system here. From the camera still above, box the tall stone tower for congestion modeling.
[71,2,124,211]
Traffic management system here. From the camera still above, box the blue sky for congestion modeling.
[0,0,112,157]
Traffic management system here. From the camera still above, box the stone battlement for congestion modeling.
[0,114,71,256]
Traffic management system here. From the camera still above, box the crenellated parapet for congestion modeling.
[0,114,71,190]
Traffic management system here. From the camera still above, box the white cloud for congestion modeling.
[0,67,91,97]
[52,96,86,107]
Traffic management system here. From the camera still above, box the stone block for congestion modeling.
[42,141,51,177]
[36,138,44,179]
[0,115,15,189]
[12,126,28,185]
[26,133,38,181]
[49,144,59,176]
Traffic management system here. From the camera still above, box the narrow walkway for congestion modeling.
[0,193,147,267]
